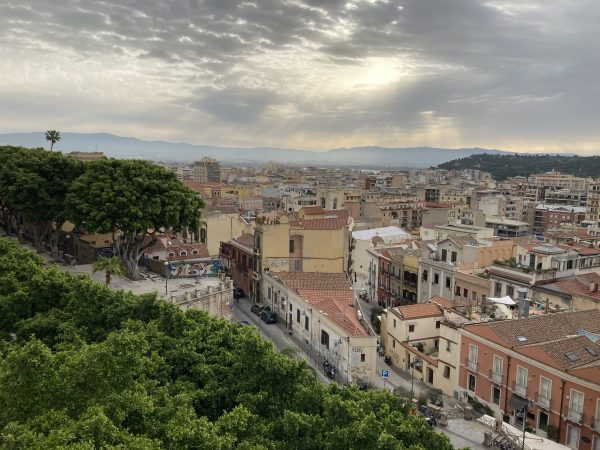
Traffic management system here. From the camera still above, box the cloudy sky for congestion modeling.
[1,0,599,152]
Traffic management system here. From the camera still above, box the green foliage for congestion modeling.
[546,424,559,441]
[371,307,383,334]
[427,389,443,407]
[0,238,453,449]
[438,153,600,180]
[92,256,125,285]
[468,397,494,417]
[45,130,61,151]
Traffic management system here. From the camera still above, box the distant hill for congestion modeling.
[438,153,600,180]
[0,132,509,167]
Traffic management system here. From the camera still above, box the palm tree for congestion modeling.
[45,130,61,151]
[92,256,125,285]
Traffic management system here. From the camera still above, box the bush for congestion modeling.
[428,388,444,407]
[546,424,559,441]
[371,307,383,334]
[468,397,494,416]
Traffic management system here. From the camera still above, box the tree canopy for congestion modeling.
[45,130,61,151]
[0,238,453,449]
[438,153,600,180]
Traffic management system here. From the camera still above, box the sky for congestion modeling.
[1,0,599,152]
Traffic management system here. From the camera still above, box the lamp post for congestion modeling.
[409,358,423,400]
[521,400,535,450]
[164,261,169,296]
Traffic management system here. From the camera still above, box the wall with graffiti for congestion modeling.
[167,259,221,278]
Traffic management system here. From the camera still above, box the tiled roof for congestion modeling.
[296,288,368,336]
[274,272,351,290]
[291,217,347,230]
[538,273,600,301]
[446,235,478,247]
[300,206,325,215]
[428,296,453,309]
[535,335,600,370]
[466,309,600,347]
[233,233,255,248]
[397,303,443,320]
[166,244,210,260]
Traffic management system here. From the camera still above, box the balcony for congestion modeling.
[566,408,583,424]
[465,358,478,372]
[535,392,551,409]
[512,381,527,397]
[489,370,502,384]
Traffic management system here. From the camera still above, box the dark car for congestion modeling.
[97,247,116,258]
[251,304,271,316]
[260,311,278,324]
[233,288,244,300]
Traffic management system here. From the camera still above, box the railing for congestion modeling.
[566,408,583,424]
[465,358,478,372]
[593,416,600,430]
[534,392,551,409]
[489,370,502,384]
[512,381,527,397]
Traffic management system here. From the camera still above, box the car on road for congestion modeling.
[250,304,271,316]
[260,311,278,324]
[234,288,244,300]
[237,320,250,327]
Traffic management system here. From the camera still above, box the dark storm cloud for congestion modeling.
[1,0,599,150]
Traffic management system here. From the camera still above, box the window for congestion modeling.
[294,259,302,272]
[393,319,397,328]
[434,273,439,285]
[451,251,457,263]
[436,321,441,329]
[446,340,451,351]
[516,366,528,391]
[567,425,580,449]
[493,355,503,376]
[471,291,477,303]
[422,270,428,282]
[469,345,478,364]
[443,365,450,379]
[492,387,501,405]
[495,282,502,296]
[392,339,396,348]
[289,302,293,312]
[468,374,476,392]
[441,249,447,261]
[446,277,451,288]
[481,294,486,303]
[463,288,468,298]
[289,239,295,253]
[321,330,330,349]
[409,324,415,332]
[506,285,514,298]
[268,287,272,300]
[455,285,461,295]
[304,316,309,330]
[569,389,584,414]
[360,353,365,362]
[539,376,551,401]
[296,309,300,323]
[274,292,278,304]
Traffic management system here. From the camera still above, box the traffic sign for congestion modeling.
[381,370,389,379]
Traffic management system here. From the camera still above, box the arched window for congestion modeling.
[333,198,338,209]
[320,197,326,208]
[192,249,198,255]
[168,252,175,258]
[180,251,187,256]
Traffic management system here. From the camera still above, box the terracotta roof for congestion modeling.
[274,272,351,290]
[291,217,347,230]
[538,273,600,301]
[233,233,255,248]
[428,296,453,309]
[466,309,600,348]
[396,303,443,320]
[166,244,210,260]
[300,206,325,215]
[296,288,368,336]
[445,235,478,247]
[535,335,600,370]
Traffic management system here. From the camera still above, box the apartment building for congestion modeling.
[192,157,221,183]
[459,310,600,449]
[261,271,377,383]
[534,205,587,235]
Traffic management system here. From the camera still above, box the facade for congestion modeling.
[485,217,530,238]
[192,157,221,183]
[459,310,600,449]
[168,276,234,320]
[534,204,587,236]
[201,210,251,257]
[220,233,257,301]
[261,271,377,383]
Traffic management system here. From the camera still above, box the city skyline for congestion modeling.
[1,0,599,153]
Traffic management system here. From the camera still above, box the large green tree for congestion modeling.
[65,159,204,279]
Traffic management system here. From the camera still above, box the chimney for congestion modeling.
[517,287,529,319]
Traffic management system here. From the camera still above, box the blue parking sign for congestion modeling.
[381,370,389,379]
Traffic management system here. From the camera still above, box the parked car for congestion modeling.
[97,247,116,258]
[233,288,244,300]
[251,304,271,316]
[260,311,278,324]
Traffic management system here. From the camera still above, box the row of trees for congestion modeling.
[0,238,454,448]
[438,153,600,180]
[0,146,204,279]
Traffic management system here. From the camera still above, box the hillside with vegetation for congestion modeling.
[437,153,600,180]
[0,239,452,449]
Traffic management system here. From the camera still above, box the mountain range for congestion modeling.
[0,132,510,167]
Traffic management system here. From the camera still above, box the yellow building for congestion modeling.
[201,209,252,258]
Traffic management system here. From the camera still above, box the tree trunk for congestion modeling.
[1,208,9,236]
[51,221,64,260]
[117,231,156,281]
[15,215,24,243]
[105,272,111,285]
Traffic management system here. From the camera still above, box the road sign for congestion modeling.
[381,370,389,379]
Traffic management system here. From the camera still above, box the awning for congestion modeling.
[487,296,516,305]
[508,393,528,411]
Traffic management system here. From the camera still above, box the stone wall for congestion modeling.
[169,277,234,320]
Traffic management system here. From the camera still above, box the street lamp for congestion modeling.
[164,261,169,295]
[521,400,535,450]
[409,358,423,400]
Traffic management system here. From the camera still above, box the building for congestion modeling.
[192,157,221,182]
[534,205,587,236]
[220,233,257,300]
[459,310,600,449]
[261,271,377,383]
[485,217,530,238]
[201,208,251,257]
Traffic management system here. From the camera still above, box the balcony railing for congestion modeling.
[465,358,478,372]
[535,392,551,409]
[512,381,527,397]
[566,408,583,424]
[489,370,502,384]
